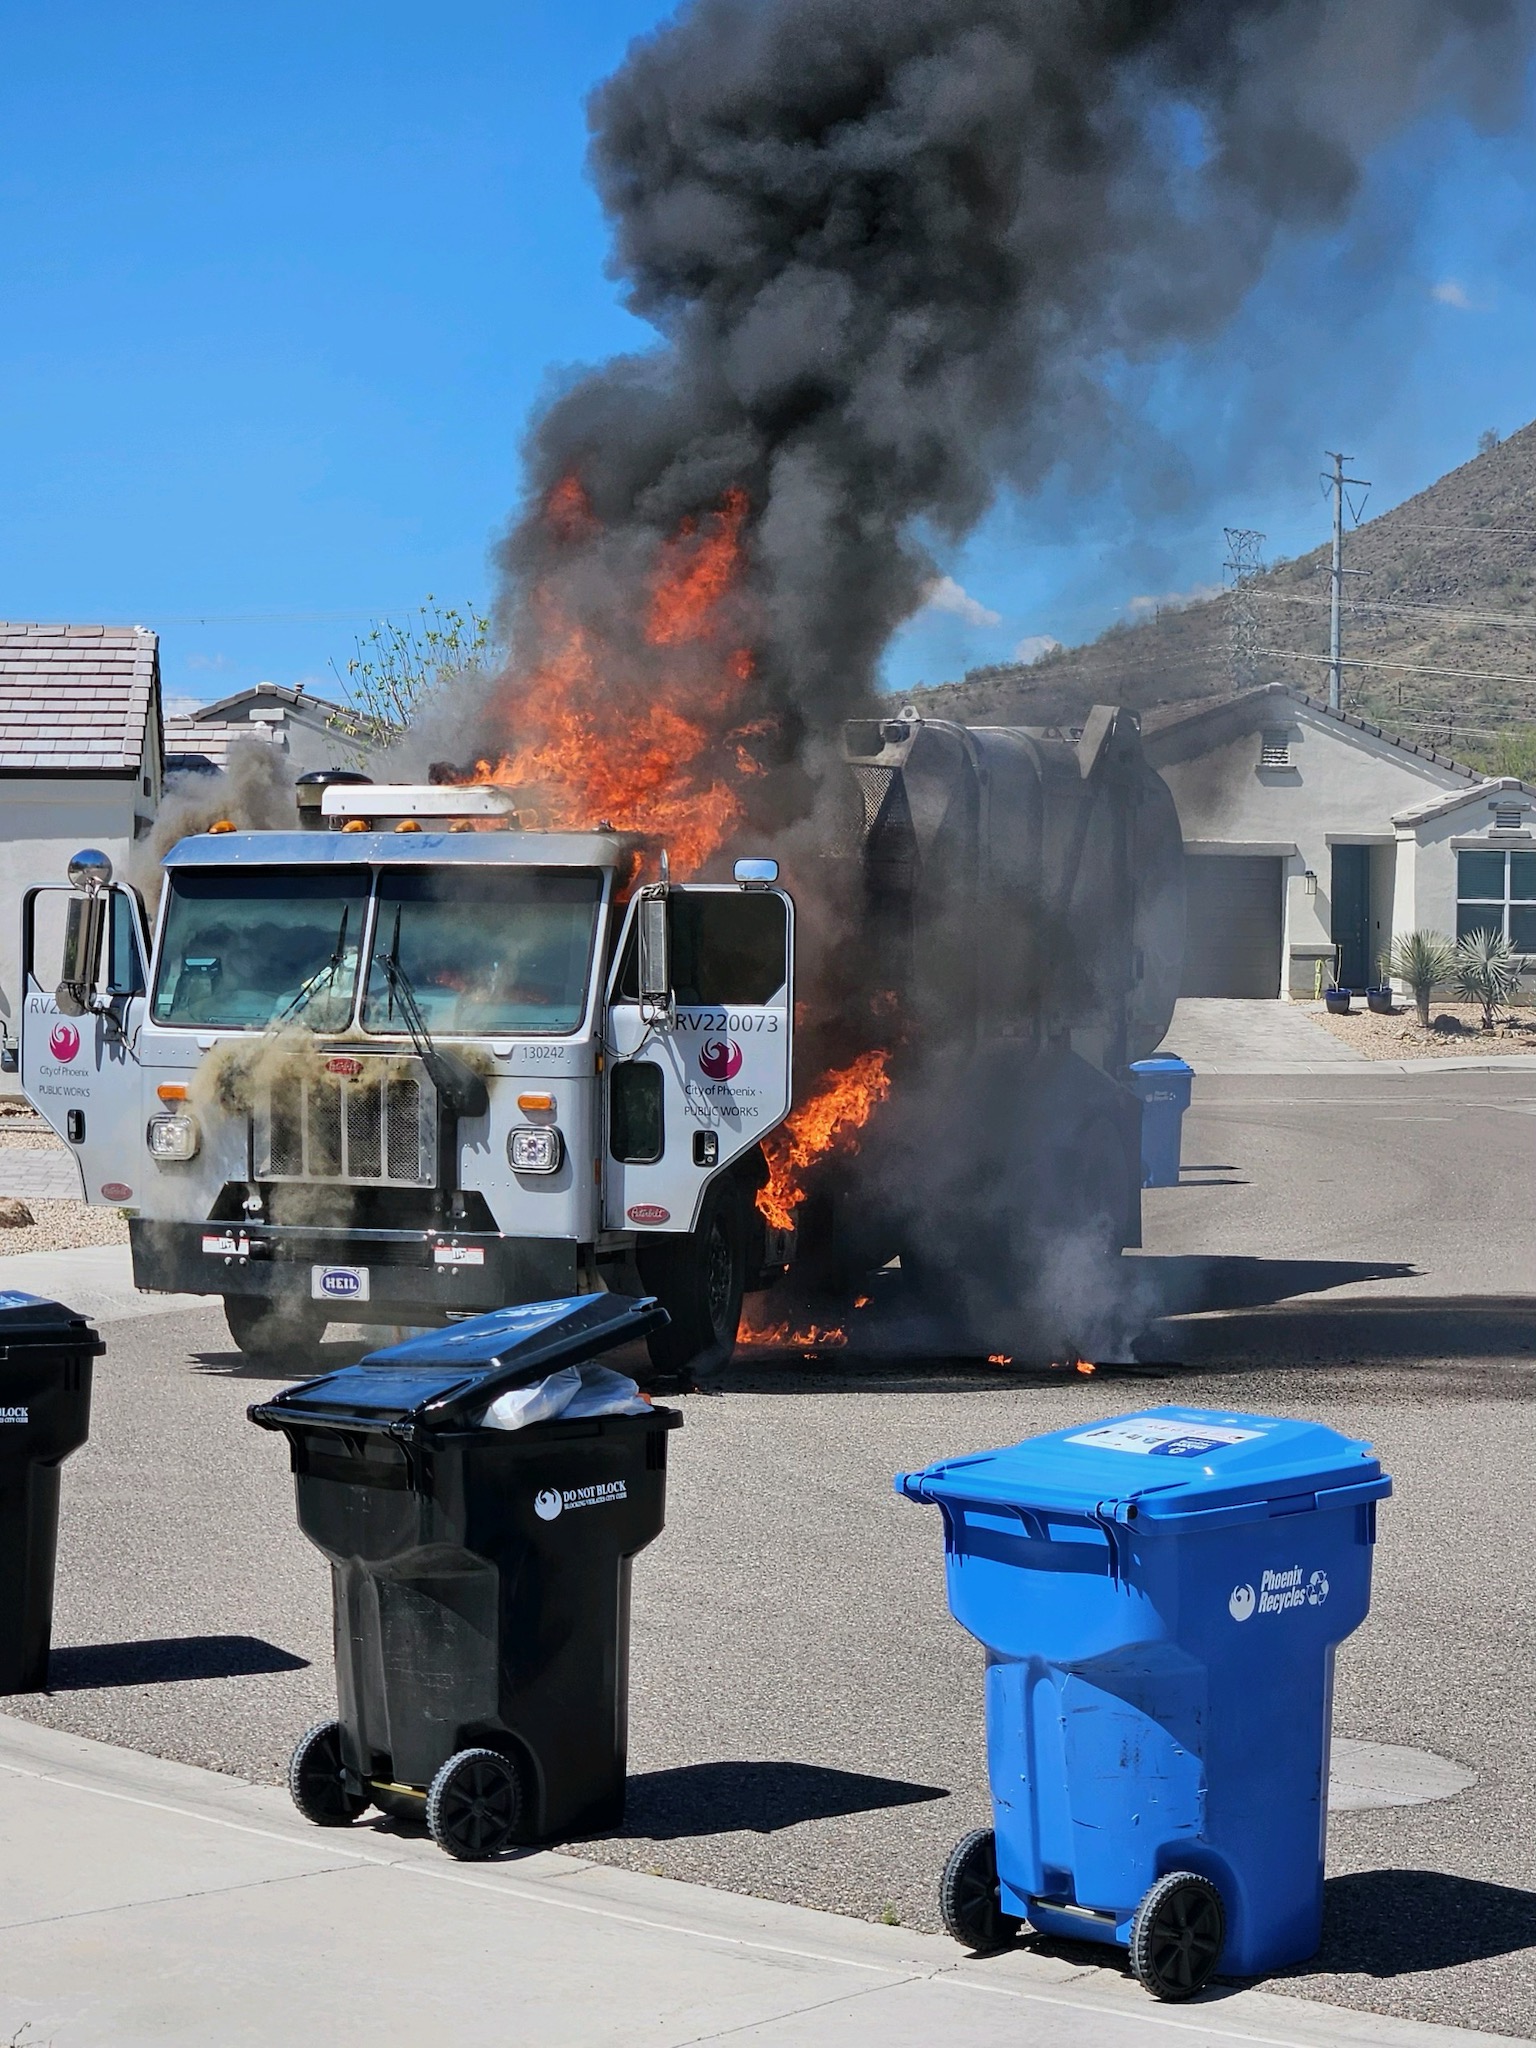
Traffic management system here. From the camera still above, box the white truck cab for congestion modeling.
[19,791,795,1378]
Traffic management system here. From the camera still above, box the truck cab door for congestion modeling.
[604,881,793,1235]
[20,884,150,1206]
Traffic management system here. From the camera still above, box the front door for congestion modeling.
[1331,846,1371,991]
[19,887,150,1206]
[604,884,794,1236]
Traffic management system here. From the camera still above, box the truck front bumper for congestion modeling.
[129,1219,580,1319]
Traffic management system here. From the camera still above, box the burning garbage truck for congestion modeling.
[17,704,1182,1380]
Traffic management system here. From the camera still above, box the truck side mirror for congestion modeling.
[56,848,114,1017]
[637,891,671,1009]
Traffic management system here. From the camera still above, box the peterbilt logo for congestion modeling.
[49,1023,81,1063]
[698,1038,742,1081]
[326,1056,364,1078]
[627,1204,670,1226]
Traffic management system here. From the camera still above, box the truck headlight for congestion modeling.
[147,1114,200,1162]
[507,1126,563,1174]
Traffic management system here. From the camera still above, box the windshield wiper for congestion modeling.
[275,906,351,1028]
[377,907,488,1119]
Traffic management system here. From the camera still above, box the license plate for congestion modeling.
[433,1243,486,1267]
[312,1264,370,1303]
[202,1233,247,1258]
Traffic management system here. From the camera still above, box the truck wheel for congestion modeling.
[637,1177,746,1382]
[223,1294,327,1367]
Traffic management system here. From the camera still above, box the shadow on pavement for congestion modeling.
[47,1635,310,1691]
[620,1760,948,1837]
[1143,1295,1536,1368]
[1308,1869,1536,1976]
[189,1340,370,1381]
[1130,1255,1417,1317]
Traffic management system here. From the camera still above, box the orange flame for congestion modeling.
[737,1312,850,1350]
[467,482,761,875]
[755,1049,893,1233]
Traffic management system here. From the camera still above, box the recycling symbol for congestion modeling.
[1306,1569,1330,1607]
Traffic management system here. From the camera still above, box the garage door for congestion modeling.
[1180,855,1284,999]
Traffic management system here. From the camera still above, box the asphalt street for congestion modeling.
[9,1066,1536,2037]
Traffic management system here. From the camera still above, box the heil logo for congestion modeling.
[48,1023,81,1063]
[699,1037,742,1081]
[319,1269,361,1298]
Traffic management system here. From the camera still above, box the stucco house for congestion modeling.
[1143,683,1531,998]
[164,681,366,775]
[0,622,164,1057]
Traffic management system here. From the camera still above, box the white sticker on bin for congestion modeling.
[1067,1418,1264,1457]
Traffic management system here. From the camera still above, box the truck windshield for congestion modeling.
[151,869,369,1030]
[361,868,602,1037]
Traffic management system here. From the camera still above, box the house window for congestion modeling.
[1259,729,1292,769]
[1457,849,1536,948]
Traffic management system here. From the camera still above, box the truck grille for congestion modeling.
[254,1061,437,1186]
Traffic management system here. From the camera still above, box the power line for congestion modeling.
[1267,591,1536,630]
[1260,646,1536,688]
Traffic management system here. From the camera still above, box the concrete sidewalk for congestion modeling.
[1157,999,1536,1076]
[0,1717,1520,2048]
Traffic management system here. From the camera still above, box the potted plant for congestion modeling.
[1388,930,1455,1028]
[1366,954,1394,1014]
[1323,980,1352,1015]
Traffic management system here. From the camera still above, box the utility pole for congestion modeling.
[1223,528,1266,691]
[1324,450,1371,711]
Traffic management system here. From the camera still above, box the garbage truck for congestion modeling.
[16,707,1184,1376]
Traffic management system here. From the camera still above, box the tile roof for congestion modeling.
[0,622,158,772]
[164,717,284,773]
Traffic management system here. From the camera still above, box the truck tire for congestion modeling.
[636,1176,746,1382]
[223,1294,327,1367]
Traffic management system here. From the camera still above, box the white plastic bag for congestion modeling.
[480,1364,581,1432]
[561,1363,652,1419]
[477,1361,651,1432]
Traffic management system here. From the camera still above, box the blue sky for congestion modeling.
[3,3,1535,712]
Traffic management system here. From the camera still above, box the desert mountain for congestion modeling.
[913,421,1536,772]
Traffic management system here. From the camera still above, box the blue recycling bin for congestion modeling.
[896,1407,1390,2000]
[1128,1056,1193,1188]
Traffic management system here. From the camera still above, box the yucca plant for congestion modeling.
[1453,927,1527,1031]
[1388,930,1456,1029]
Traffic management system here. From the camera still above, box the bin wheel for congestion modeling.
[1130,1872,1225,2002]
[939,1828,1023,1952]
[287,1721,370,1828]
[425,1748,525,1861]
[224,1294,327,1366]
[636,1176,745,1383]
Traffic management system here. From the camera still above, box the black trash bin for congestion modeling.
[0,1291,103,1694]
[251,1293,680,1859]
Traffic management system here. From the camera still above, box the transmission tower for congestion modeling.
[1223,527,1266,691]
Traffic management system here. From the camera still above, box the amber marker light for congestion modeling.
[207,820,236,834]
[156,1084,189,1102]
[517,1092,556,1113]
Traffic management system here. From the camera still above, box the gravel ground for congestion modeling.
[1313,1000,1536,1059]
[0,1201,129,1255]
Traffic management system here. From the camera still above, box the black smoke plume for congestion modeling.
[483,0,1534,775]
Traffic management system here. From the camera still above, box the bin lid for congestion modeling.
[0,1291,103,1351]
[249,1294,668,1434]
[1128,1056,1193,1075]
[896,1405,1390,1533]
